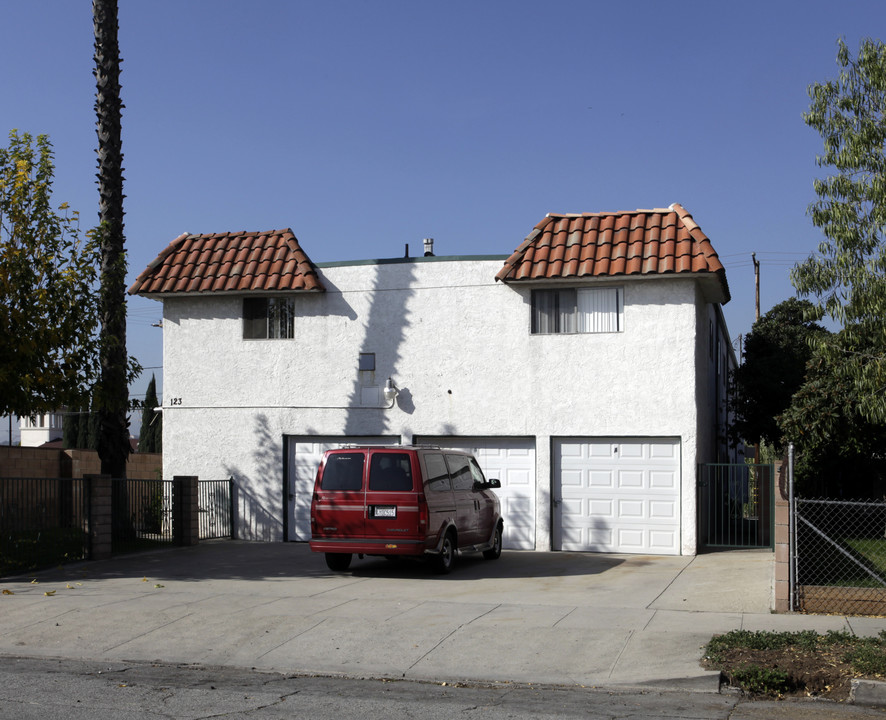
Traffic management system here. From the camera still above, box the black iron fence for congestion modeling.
[1,477,90,576]
[793,497,886,615]
[111,478,174,554]
[698,463,775,550]
[199,478,233,539]
[1,475,235,576]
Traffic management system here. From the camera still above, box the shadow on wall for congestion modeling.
[224,413,283,541]
[344,260,416,436]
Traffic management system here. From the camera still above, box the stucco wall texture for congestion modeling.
[159,258,721,553]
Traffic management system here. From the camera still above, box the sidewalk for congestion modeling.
[0,542,881,689]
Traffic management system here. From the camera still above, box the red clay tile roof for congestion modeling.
[495,204,729,302]
[128,229,324,296]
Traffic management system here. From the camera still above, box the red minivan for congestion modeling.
[309,446,503,573]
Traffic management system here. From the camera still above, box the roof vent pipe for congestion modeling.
[423,238,434,257]
[404,243,409,258]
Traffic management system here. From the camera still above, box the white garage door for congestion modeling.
[553,438,681,555]
[285,435,398,541]
[415,436,536,550]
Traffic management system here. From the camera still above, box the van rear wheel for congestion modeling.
[432,531,456,574]
[325,552,352,571]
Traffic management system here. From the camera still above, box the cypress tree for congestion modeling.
[138,375,161,453]
[63,410,80,449]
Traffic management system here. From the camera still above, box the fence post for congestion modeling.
[85,474,112,560]
[773,458,791,612]
[173,475,199,546]
[788,442,796,612]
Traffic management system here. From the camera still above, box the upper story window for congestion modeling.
[531,287,623,334]
[243,297,295,339]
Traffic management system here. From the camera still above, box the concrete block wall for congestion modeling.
[0,446,161,480]
[0,446,64,478]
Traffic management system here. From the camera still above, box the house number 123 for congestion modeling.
[169,397,182,406]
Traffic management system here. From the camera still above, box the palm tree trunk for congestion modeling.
[93,0,130,478]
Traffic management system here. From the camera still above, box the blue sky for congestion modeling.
[1,1,883,440]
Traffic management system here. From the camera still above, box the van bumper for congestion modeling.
[309,538,428,556]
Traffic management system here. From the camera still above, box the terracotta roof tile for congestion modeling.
[129,229,325,296]
[496,204,729,302]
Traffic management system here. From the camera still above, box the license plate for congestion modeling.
[373,505,396,518]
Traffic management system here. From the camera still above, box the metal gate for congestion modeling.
[698,463,774,550]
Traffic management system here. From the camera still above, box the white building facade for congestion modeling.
[131,206,738,555]
[19,412,64,447]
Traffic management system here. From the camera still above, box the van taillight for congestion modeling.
[418,498,428,529]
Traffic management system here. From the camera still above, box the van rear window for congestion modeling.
[320,452,364,490]
[369,453,413,491]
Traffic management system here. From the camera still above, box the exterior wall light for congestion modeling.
[383,377,399,406]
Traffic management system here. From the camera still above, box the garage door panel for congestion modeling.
[554,438,681,555]
[503,468,531,486]
[618,470,643,488]
[650,500,677,520]
[650,530,678,549]
[588,499,613,517]
[650,443,678,460]
[617,528,644,549]
[561,498,584,516]
[561,469,583,487]
[415,436,536,550]
[618,499,644,518]
[589,471,612,487]
[618,443,644,459]
[650,471,677,489]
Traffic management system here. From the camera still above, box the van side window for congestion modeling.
[469,459,486,486]
[320,452,364,491]
[369,453,413,491]
[446,454,473,491]
[424,453,451,492]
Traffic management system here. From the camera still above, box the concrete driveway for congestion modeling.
[0,542,880,689]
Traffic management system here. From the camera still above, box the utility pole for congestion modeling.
[752,252,761,464]
[752,252,760,322]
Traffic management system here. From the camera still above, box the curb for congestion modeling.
[850,679,886,708]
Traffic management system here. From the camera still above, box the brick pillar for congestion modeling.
[773,458,791,612]
[173,476,199,546]
[86,474,112,560]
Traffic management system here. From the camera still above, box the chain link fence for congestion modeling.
[794,497,886,615]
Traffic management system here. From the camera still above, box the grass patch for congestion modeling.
[703,629,886,699]
[845,537,886,577]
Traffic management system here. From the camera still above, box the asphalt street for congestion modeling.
[2,656,884,720]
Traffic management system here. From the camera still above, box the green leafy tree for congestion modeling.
[94,0,133,477]
[792,38,886,423]
[779,327,886,497]
[0,131,100,418]
[138,374,162,453]
[729,299,828,449]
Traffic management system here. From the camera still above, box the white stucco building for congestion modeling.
[130,204,739,555]
[19,412,64,447]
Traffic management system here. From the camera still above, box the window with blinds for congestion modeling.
[531,287,623,334]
